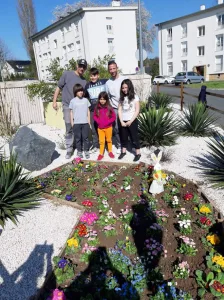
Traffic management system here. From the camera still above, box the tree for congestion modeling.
[17,0,38,77]
[0,39,11,81]
[144,57,159,79]
[52,0,156,53]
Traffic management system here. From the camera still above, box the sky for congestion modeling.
[0,0,218,60]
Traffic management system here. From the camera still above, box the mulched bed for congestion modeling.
[36,160,224,300]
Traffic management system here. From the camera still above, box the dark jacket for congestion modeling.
[198,85,207,104]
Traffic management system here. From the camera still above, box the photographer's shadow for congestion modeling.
[66,246,140,300]
[130,200,163,294]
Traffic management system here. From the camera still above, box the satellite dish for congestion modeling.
[135,49,147,61]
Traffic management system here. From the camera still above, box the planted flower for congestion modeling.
[144,238,164,262]
[119,206,133,224]
[206,253,224,272]
[82,200,93,207]
[178,219,192,235]
[65,194,73,201]
[177,236,198,256]
[196,216,213,229]
[177,208,192,220]
[151,281,192,299]
[196,204,213,215]
[184,192,194,201]
[51,189,62,196]
[73,157,82,165]
[82,188,95,198]
[206,234,220,246]
[47,289,66,300]
[170,195,180,208]
[75,224,88,237]
[155,209,169,224]
[173,261,190,279]
[104,225,116,237]
[80,212,98,225]
[53,257,75,285]
[117,237,137,255]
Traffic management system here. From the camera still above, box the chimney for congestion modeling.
[200,5,205,10]
[111,0,121,7]
[218,0,224,4]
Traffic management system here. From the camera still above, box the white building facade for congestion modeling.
[31,4,138,80]
[156,0,224,81]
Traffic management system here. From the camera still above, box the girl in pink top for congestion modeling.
[93,92,116,161]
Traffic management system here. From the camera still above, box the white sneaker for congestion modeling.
[116,147,122,154]
[90,147,98,154]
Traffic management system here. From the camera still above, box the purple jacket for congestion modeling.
[93,105,116,129]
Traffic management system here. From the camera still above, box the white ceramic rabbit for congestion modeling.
[149,151,165,194]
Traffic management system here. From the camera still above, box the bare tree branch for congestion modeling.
[0,39,12,81]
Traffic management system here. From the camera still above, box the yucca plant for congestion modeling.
[202,133,224,188]
[138,107,179,147]
[180,103,217,136]
[149,93,173,109]
[0,151,41,229]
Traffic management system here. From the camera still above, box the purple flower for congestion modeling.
[58,259,68,269]
[65,194,73,201]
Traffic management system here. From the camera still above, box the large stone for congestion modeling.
[9,126,56,171]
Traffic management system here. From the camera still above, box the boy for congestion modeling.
[85,68,108,153]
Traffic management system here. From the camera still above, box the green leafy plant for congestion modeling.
[138,107,178,147]
[0,152,40,228]
[201,133,224,188]
[150,93,173,109]
[195,270,214,298]
[180,103,217,137]
[53,256,75,285]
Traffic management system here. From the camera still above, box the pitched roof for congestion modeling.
[155,3,224,26]
[7,60,31,72]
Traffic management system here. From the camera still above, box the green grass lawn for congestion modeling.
[189,81,224,89]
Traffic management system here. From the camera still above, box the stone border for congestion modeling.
[33,160,223,299]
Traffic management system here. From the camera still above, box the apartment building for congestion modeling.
[31,1,138,80]
[156,0,224,81]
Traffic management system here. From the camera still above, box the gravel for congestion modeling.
[0,199,82,300]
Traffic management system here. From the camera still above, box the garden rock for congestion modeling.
[9,126,56,171]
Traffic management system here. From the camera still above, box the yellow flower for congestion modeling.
[207,234,220,245]
[182,184,186,187]
[67,237,79,248]
[199,205,212,214]
[51,189,62,195]
[212,255,224,268]
[68,178,72,181]
[162,173,167,179]
[74,168,78,171]
[36,184,42,189]
[126,236,129,241]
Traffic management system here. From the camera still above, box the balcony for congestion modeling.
[181,51,188,57]
[167,35,172,42]
[167,53,173,59]
[216,45,223,52]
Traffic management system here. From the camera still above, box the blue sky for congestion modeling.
[0,0,217,60]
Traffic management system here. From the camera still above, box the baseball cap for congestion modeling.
[77,59,87,68]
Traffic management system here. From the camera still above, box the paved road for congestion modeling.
[152,85,224,128]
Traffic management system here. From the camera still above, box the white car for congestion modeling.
[153,75,175,85]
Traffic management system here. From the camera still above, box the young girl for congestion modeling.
[118,79,141,162]
[69,84,91,159]
[93,91,116,161]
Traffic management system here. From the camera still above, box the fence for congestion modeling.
[0,81,44,126]
[156,82,224,115]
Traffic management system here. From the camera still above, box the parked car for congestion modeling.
[153,75,174,85]
[174,72,204,85]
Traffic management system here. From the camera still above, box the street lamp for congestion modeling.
[138,0,144,74]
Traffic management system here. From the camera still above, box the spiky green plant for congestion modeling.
[138,107,179,147]
[202,133,224,188]
[0,152,41,228]
[180,103,217,137]
[149,93,173,109]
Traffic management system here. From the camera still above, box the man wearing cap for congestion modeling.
[53,59,87,159]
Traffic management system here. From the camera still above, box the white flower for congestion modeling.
[125,185,131,190]
[168,282,172,286]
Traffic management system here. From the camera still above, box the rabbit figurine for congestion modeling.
[149,151,165,194]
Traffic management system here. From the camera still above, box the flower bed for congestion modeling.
[36,160,224,300]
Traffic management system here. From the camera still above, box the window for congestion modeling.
[54,39,57,49]
[106,17,112,20]
[181,60,187,72]
[67,43,74,52]
[48,52,51,59]
[106,25,113,34]
[198,26,205,37]
[181,24,187,38]
[181,42,188,57]
[63,46,67,61]
[74,21,79,36]
[217,14,224,27]
[61,29,65,42]
[216,34,223,51]
[43,53,48,60]
[108,38,114,53]
[76,41,81,57]
[167,62,173,76]
[216,55,223,71]
[167,28,172,41]
[167,45,173,59]
[198,46,205,56]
